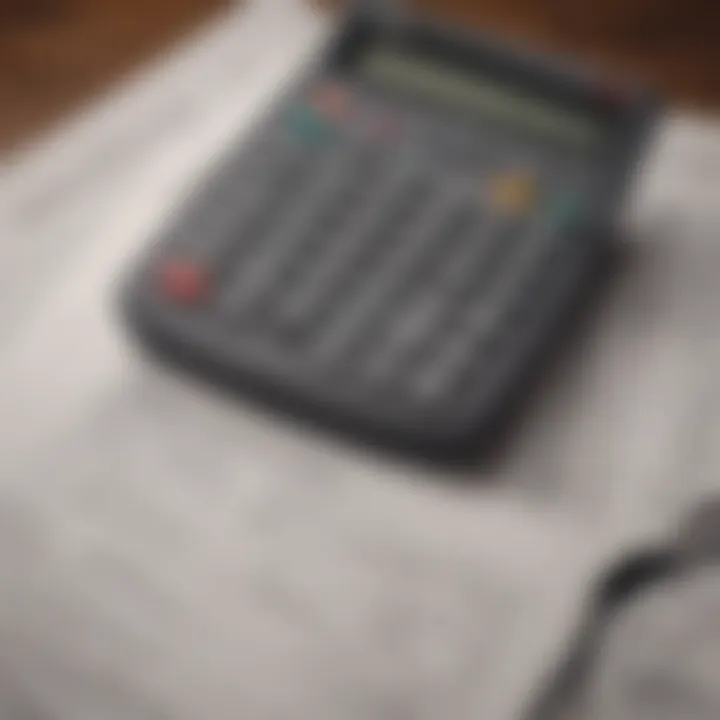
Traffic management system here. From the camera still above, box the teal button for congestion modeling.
[549,194,584,227]
[287,106,331,144]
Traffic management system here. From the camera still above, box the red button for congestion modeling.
[312,83,350,120]
[158,260,209,305]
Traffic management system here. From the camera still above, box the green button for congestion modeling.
[288,106,330,144]
[550,195,582,225]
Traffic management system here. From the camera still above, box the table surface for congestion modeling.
[1,2,720,718]
[0,0,229,153]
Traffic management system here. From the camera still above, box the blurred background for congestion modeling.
[0,0,719,155]
[1,2,720,720]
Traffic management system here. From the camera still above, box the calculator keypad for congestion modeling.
[157,81,585,407]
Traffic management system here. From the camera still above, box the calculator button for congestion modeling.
[279,168,430,333]
[158,261,209,305]
[362,293,446,383]
[287,106,332,144]
[412,307,497,401]
[436,214,524,312]
[357,212,475,376]
[412,336,477,400]
[314,189,456,361]
[488,173,538,215]
[488,212,566,318]
[182,144,315,279]
[217,146,359,317]
[170,139,283,252]
[311,83,350,120]
[548,193,582,225]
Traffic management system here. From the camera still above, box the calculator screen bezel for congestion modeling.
[333,11,644,146]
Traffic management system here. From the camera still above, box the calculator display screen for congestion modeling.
[359,46,604,147]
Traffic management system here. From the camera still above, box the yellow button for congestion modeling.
[489,174,538,214]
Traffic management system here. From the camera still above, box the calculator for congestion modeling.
[121,5,657,461]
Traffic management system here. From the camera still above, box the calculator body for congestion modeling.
[121,6,657,461]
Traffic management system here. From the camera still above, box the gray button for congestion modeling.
[217,146,358,317]
[313,186,456,362]
[362,293,448,383]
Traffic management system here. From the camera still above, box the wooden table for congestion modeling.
[0,0,229,153]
